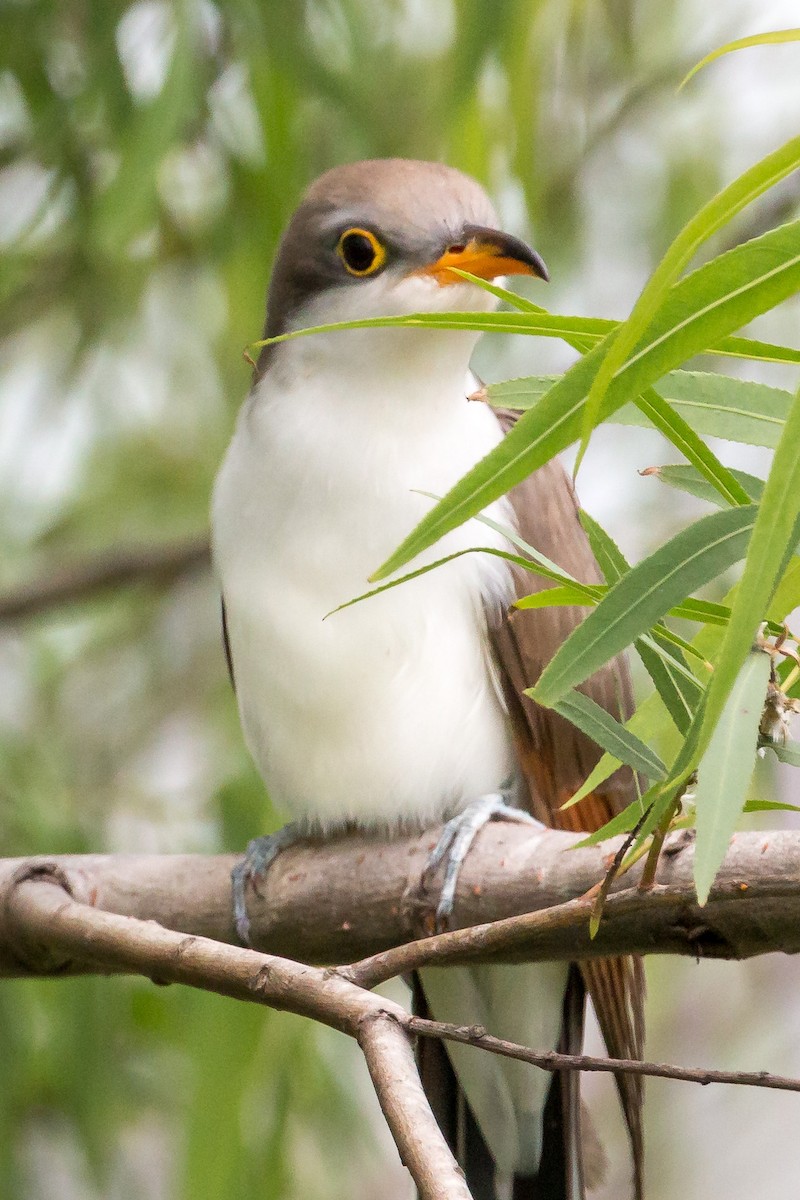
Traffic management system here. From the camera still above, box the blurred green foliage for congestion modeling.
[2,2,800,1198]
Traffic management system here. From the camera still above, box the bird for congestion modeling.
[211,158,644,1200]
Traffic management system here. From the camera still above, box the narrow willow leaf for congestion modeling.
[644,464,764,507]
[374,218,800,580]
[490,369,797,436]
[449,270,548,314]
[570,797,650,845]
[248,308,614,358]
[579,512,704,733]
[744,797,800,812]
[572,781,679,847]
[694,650,772,904]
[718,335,800,366]
[649,623,714,665]
[564,755,623,811]
[579,133,800,459]
[619,372,793,448]
[612,219,800,410]
[534,505,757,707]
[768,556,800,622]
[636,634,702,735]
[456,504,602,600]
[644,627,707,690]
[543,689,668,780]
[515,585,600,611]
[633,387,751,506]
[765,741,800,768]
[465,276,800,368]
[462,275,800,369]
[325,545,583,618]
[567,556,781,808]
[670,385,800,804]
[488,375,560,410]
[669,598,731,625]
[681,29,800,89]
[579,510,629,582]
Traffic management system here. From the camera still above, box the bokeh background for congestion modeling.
[2,1,800,1197]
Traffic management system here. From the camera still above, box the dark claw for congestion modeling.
[231,823,302,945]
[423,792,543,931]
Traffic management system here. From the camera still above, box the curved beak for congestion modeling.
[417,224,549,286]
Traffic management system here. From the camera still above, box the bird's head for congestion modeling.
[257,159,547,378]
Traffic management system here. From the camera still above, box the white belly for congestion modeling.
[212,364,516,830]
[212,345,569,1178]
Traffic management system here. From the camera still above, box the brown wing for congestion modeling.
[490,407,645,1199]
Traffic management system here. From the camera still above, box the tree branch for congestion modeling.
[4,868,466,1200]
[359,1012,471,1199]
[2,826,800,978]
[0,535,210,623]
[6,842,800,1200]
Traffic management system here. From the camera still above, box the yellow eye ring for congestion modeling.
[336,228,386,277]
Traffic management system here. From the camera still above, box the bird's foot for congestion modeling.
[231,823,303,946]
[423,792,544,931]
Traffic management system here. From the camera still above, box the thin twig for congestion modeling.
[407,1017,800,1094]
[0,535,210,623]
[343,892,598,990]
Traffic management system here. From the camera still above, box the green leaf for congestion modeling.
[744,797,800,812]
[580,512,734,626]
[636,631,703,735]
[488,375,561,409]
[489,364,799,419]
[452,502,602,600]
[633,388,751,506]
[768,556,800,622]
[325,544,583,618]
[680,29,800,89]
[570,797,651,845]
[543,689,668,780]
[669,597,731,626]
[514,584,598,611]
[764,740,800,768]
[716,335,800,366]
[373,218,800,580]
[578,133,800,461]
[653,387,800,829]
[678,386,800,777]
[578,511,706,733]
[693,649,772,904]
[619,372,793,448]
[579,510,629,582]
[651,624,714,665]
[643,464,764,507]
[533,505,757,707]
[248,308,616,358]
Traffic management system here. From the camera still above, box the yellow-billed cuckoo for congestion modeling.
[212,158,644,1200]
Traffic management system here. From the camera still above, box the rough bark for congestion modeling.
[2,825,799,978]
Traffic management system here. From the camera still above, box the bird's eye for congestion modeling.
[337,228,386,276]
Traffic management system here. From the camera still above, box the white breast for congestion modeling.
[213,318,569,1182]
[211,329,516,831]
